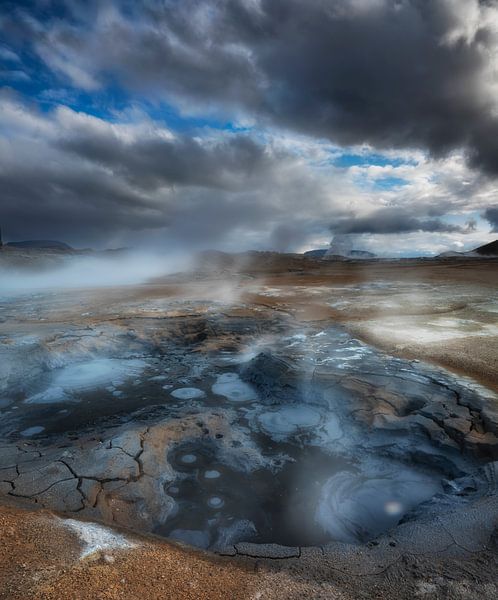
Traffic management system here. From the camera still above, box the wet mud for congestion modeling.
[1,283,497,556]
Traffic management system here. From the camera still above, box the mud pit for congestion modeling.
[1,269,498,563]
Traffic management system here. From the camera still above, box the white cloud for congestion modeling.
[1,89,497,254]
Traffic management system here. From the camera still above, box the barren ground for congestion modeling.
[1,254,498,599]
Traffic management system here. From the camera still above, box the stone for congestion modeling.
[465,431,498,457]
[235,542,300,559]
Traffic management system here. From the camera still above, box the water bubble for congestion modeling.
[171,387,206,400]
[384,501,403,516]
[208,496,224,508]
[212,373,258,402]
[180,454,197,464]
[20,426,45,437]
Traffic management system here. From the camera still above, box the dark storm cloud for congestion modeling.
[58,130,274,192]
[484,207,498,232]
[330,208,471,235]
[5,0,498,174]
[0,156,165,246]
[2,0,498,252]
[0,94,340,248]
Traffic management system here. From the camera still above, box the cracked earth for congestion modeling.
[1,254,498,598]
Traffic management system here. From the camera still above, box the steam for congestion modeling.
[0,250,191,295]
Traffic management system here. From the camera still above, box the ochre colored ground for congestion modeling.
[2,255,498,599]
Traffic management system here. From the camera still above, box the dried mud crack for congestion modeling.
[1,257,498,598]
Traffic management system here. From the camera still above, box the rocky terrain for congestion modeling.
[1,253,498,598]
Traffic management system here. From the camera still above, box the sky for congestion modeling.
[1,0,498,257]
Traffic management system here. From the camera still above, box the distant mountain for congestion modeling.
[304,248,377,259]
[5,240,73,250]
[473,240,498,256]
[436,240,498,259]
[304,249,328,258]
[350,250,377,258]
[436,251,465,258]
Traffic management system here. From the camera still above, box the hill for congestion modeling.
[473,239,498,256]
[5,240,73,250]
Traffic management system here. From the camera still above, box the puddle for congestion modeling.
[24,358,147,404]
[160,442,354,548]
[0,310,492,551]
[161,438,442,547]
[257,406,322,440]
[171,387,206,400]
[212,373,258,403]
[315,466,441,543]
[20,425,45,437]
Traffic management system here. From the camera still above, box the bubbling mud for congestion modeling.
[212,373,258,402]
[170,387,206,400]
[315,467,441,543]
[1,291,497,552]
[24,358,147,404]
[257,406,322,440]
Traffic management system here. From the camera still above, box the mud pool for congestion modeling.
[1,288,498,553]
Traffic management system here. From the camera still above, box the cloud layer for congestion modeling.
[330,209,475,235]
[1,0,498,254]
[0,92,353,250]
[5,0,498,171]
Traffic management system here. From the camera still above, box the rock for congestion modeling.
[234,542,300,559]
[465,431,498,458]
[241,351,298,403]
[102,553,115,564]
[481,405,498,434]
[443,417,471,439]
